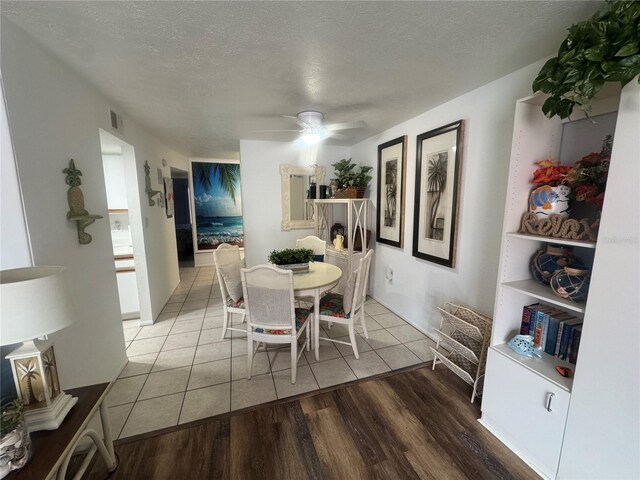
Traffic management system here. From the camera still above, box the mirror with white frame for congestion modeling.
[280,164,325,231]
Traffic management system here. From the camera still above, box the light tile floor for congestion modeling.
[100,266,436,440]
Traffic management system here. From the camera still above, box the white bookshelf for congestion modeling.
[480,83,628,480]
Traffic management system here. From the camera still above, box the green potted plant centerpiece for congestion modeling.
[332,158,373,198]
[268,248,315,273]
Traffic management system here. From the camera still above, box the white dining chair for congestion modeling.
[296,235,326,261]
[213,243,246,340]
[315,249,374,358]
[241,264,311,384]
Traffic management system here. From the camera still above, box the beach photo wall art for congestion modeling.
[190,159,244,251]
[413,120,464,267]
[376,135,407,248]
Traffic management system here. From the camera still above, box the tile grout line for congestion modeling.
[178,266,212,425]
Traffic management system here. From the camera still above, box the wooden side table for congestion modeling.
[9,382,117,480]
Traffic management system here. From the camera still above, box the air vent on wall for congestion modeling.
[109,109,122,132]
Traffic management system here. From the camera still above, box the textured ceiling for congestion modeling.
[1,1,601,157]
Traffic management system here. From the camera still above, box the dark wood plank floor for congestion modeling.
[86,365,538,480]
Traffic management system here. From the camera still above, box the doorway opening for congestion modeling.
[171,167,194,267]
[99,129,152,330]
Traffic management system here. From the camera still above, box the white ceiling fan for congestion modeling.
[255,111,367,145]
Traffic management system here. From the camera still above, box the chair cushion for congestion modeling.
[313,254,324,262]
[342,271,357,315]
[317,292,350,319]
[226,296,245,309]
[217,257,243,302]
[254,308,310,335]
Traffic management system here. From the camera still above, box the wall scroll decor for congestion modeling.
[64,159,102,245]
[376,135,407,248]
[413,120,464,267]
[144,161,162,206]
[190,160,244,250]
[164,177,174,218]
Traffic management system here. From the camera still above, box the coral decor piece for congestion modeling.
[531,160,572,186]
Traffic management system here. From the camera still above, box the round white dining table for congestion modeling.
[293,262,342,360]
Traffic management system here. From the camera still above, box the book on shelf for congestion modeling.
[559,317,583,360]
[520,303,539,335]
[568,325,583,364]
[537,305,563,350]
[546,312,572,355]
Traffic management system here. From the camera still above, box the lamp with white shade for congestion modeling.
[0,266,78,432]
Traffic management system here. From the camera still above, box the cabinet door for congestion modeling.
[481,348,570,479]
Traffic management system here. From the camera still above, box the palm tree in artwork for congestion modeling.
[16,359,41,405]
[42,351,59,397]
[384,161,397,227]
[193,163,240,204]
[426,153,448,240]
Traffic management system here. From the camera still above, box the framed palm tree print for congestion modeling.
[412,120,464,267]
[376,135,407,248]
[190,159,244,251]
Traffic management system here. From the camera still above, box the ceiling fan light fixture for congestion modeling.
[301,131,322,145]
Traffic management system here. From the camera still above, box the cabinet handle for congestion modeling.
[545,392,555,412]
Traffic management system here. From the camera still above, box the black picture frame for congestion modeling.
[412,120,464,267]
[376,135,407,248]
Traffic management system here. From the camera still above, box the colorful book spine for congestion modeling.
[520,305,534,335]
[544,311,567,355]
[555,318,567,356]
[569,326,583,364]
[538,307,561,352]
[559,318,582,360]
[533,310,545,348]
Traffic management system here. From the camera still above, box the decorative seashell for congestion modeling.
[0,432,19,449]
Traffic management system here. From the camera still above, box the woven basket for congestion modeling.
[335,187,366,199]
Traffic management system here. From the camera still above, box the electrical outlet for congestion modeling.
[385,266,394,283]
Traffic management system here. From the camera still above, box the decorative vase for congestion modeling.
[529,184,571,219]
[530,245,584,286]
[0,420,31,479]
[278,263,310,274]
[333,234,344,251]
[329,179,338,198]
[550,266,591,302]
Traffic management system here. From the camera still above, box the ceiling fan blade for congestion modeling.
[252,129,303,133]
[325,120,367,131]
[282,115,311,129]
[328,131,351,140]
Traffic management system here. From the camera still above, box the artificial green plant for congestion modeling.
[331,158,373,189]
[268,248,315,265]
[532,0,640,119]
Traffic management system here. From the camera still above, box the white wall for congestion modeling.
[1,21,188,387]
[350,59,547,335]
[239,140,350,267]
[0,77,32,270]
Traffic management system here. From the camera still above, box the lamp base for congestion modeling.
[5,339,77,432]
[24,392,78,432]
